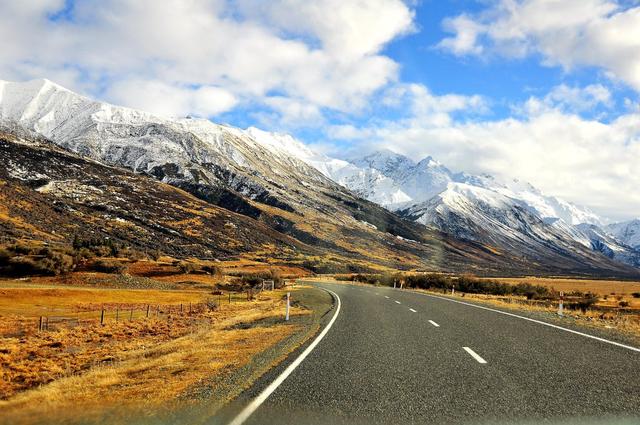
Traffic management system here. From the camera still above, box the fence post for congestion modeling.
[190,302,192,313]
[100,309,105,325]
[116,307,119,322]
[229,292,231,304]
[130,308,133,321]
[45,317,49,331]
[39,316,43,331]
[146,304,150,318]
[285,292,290,321]
[180,304,183,313]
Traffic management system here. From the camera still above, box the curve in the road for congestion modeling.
[227,288,342,425]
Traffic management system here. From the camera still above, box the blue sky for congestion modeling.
[0,0,639,219]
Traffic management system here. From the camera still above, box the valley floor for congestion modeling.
[0,267,333,425]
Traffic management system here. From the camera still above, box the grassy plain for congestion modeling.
[0,262,332,424]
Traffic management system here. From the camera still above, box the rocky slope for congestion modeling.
[1,78,637,277]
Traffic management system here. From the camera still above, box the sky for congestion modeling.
[0,0,639,221]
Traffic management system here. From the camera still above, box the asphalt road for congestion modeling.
[218,281,640,425]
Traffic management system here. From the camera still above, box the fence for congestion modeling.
[29,288,276,334]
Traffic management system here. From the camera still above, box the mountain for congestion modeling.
[0,78,637,277]
[299,147,639,269]
[0,130,300,258]
[0,79,528,275]
[605,220,640,250]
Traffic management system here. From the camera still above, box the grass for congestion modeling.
[0,269,332,424]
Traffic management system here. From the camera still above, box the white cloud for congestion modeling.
[106,80,238,118]
[0,0,414,119]
[437,14,485,55]
[327,84,640,220]
[519,83,613,116]
[438,0,640,91]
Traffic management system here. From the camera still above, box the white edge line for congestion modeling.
[227,288,342,425]
[415,291,640,353]
[463,346,487,364]
[409,308,417,313]
[428,320,440,327]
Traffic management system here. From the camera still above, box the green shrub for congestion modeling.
[632,292,640,299]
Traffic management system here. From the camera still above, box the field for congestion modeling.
[0,261,332,424]
[481,276,640,308]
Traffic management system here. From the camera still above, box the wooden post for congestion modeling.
[39,316,43,331]
[229,292,231,304]
[189,302,192,313]
[180,303,183,313]
[146,304,150,318]
[100,309,105,325]
[130,308,133,321]
[116,307,119,322]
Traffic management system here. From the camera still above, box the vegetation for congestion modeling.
[0,243,75,276]
[339,272,553,299]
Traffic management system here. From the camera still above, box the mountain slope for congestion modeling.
[1,78,637,277]
[605,220,640,250]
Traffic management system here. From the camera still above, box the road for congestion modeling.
[219,281,640,425]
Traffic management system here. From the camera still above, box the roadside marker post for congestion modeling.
[558,291,564,316]
[451,285,455,295]
[393,280,397,289]
[285,292,291,321]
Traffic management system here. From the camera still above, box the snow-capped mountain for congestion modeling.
[1,78,637,275]
[293,146,638,268]
[605,219,640,250]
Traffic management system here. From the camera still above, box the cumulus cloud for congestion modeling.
[518,84,613,116]
[437,0,640,92]
[0,0,414,119]
[326,83,640,220]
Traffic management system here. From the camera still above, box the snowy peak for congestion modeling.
[350,149,416,177]
[605,219,640,249]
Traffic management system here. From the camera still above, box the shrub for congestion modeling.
[91,259,126,274]
[572,296,599,313]
[178,261,201,274]
[632,292,640,299]
[0,246,75,276]
[202,264,223,278]
[619,300,630,308]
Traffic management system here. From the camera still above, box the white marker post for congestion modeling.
[393,280,397,289]
[451,285,455,295]
[285,292,290,321]
[558,291,564,316]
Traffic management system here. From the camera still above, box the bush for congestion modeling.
[91,259,126,274]
[619,300,630,308]
[0,245,75,276]
[632,292,640,299]
[202,264,223,278]
[178,261,201,274]
[571,296,599,313]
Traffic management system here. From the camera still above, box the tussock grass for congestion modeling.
[0,274,319,424]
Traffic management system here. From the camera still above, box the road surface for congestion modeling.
[219,281,640,425]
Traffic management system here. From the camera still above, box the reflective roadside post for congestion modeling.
[558,291,564,316]
[285,292,290,321]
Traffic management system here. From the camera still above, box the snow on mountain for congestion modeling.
[0,79,341,213]
[605,219,640,250]
[310,147,638,267]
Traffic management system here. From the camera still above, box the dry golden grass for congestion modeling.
[0,274,322,423]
